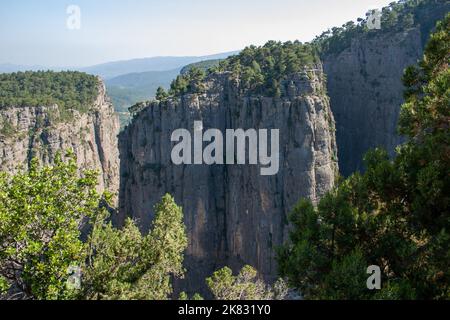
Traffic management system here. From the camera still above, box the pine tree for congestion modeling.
[277,13,450,300]
[155,86,168,101]
[82,194,187,300]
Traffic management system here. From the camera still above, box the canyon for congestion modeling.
[0,0,448,296]
[118,8,448,293]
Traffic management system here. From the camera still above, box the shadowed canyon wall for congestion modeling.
[323,2,449,175]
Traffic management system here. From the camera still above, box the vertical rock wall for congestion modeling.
[0,81,120,195]
[119,67,338,293]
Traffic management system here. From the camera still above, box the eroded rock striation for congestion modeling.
[119,66,338,293]
[0,81,120,195]
[323,2,449,176]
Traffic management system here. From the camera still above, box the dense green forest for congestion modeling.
[161,41,319,99]
[0,71,99,113]
[277,13,449,300]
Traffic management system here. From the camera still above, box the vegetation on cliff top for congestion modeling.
[160,41,320,99]
[0,71,99,113]
[180,59,223,75]
[277,13,450,300]
[159,0,448,101]
[313,0,449,56]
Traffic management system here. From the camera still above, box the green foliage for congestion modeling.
[0,276,9,295]
[81,194,187,300]
[0,119,17,138]
[155,86,169,101]
[0,151,102,300]
[0,71,99,114]
[216,41,318,96]
[180,59,223,75]
[206,265,287,300]
[320,249,371,300]
[128,101,150,115]
[314,0,450,56]
[169,67,206,96]
[179,291,204,300]
[277,14,450,300]
[400,13,449,139]
[0,153,188,300]
[163,41,319,99]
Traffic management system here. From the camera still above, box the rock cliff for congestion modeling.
[323,2,449,176]
[0,81,120,195]
[118,66,338,293]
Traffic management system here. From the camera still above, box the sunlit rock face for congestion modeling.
[0,81,120,197]
[118,66,338,294]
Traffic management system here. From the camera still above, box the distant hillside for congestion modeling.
[0,64,50,73]
[103,51,238,128]
[80,51,239,79]
[106,68,180,112]
[180,59,223,75]
[105,68,180,128]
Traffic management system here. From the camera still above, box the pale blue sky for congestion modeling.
[0,0,394,67]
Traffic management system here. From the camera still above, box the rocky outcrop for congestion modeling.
[118,66,338,294]
[0,81,120,196]
[323,29,422,176]
[323,0,450,176]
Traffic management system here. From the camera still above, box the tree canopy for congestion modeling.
[313,0,449,56]
[0,153,188,300]
[81,194,187,300]
[206,265,287,300]
[164,41,319,99]
[0,71,99,113]
[277,13,449,300]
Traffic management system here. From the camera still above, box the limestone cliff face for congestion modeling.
[119,66,338,293]
[323,22,442,176]
[0,81,120,195]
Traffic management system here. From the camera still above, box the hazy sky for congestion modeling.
[0,0,394,67]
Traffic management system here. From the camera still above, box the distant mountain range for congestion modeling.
[106,58,227,114]
[0,51,238,79]
[105,68,181,115]
[0,63,59,73]
[101,52,238,125]
[80,51,238,80]
[0,51,239,127]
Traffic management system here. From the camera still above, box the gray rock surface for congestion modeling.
[118,66,338,294]
[0,81,120,197]
[323,28,425,176]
